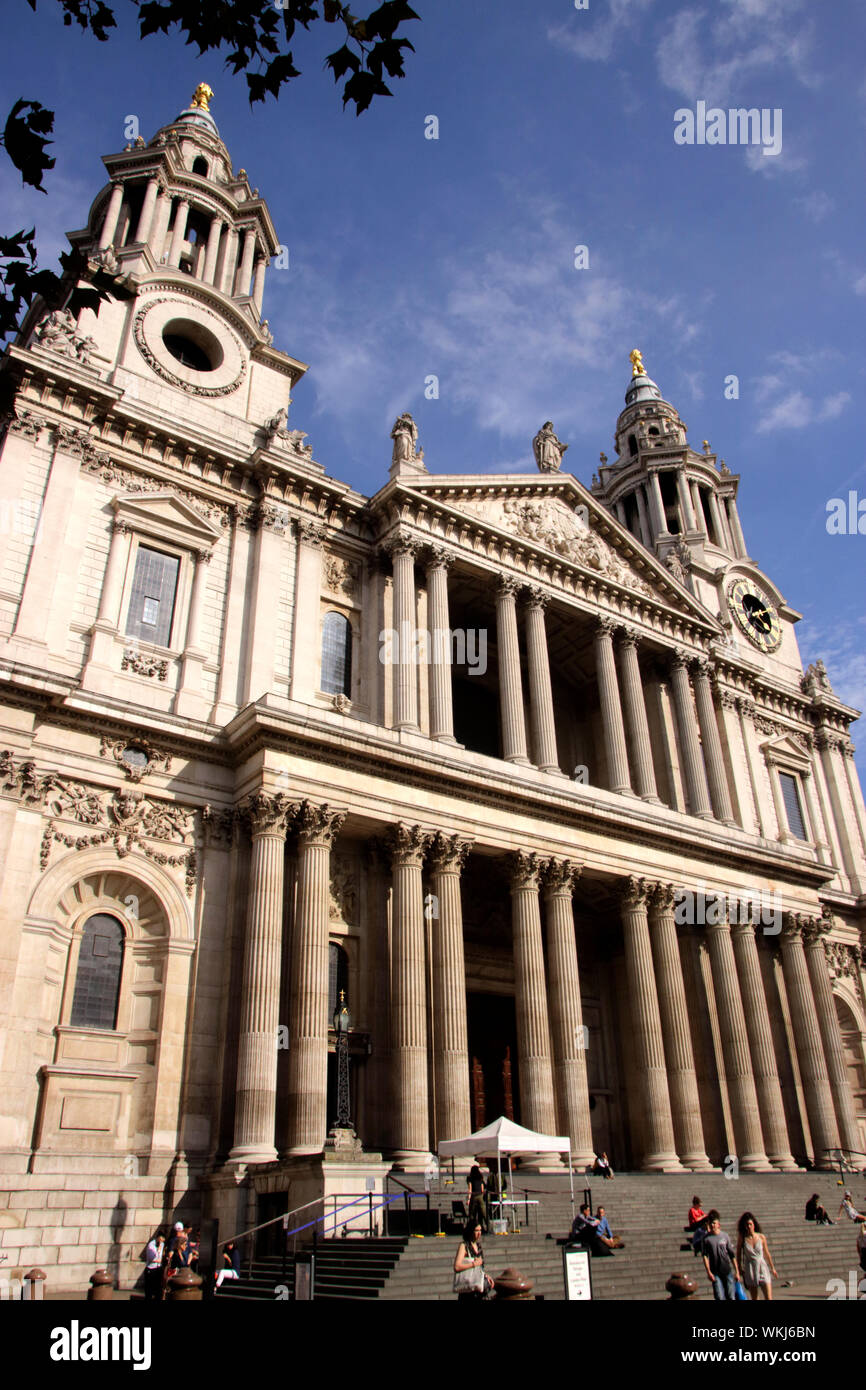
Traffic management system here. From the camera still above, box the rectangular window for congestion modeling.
[125,546,179,648]
[779,771,808,840]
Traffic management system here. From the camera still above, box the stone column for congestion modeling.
[676,468,695,531]
[730,921,799,1170]
[13,428,87,647]
[221,226,239,295]
[508,853,557,1137]
[780,915,840,1164]
[617,629,660,801]
[647,470,667,535]
[614,500,626,526]
[669,653,713,819]
[425,547,456,743]
[242,502,288,704]
[804,918,862,1159]
[818,733,861,884]
[285,802,346,1154]
[427,833,472,1144]
[704,916,771,1169]
[202,216,223,285]
[692,660,735,824]
[286,519,325,704]
[690,481,706,534]
[235,227,257,297]
[635,486,652,548]
[543,860,594,1166]
[98,181,125,250]
[134,177,160,244]
[726,495,748,557]
[524,587,559,772]
[229,792,296,1164]
[388,824,433,1163]
[167,198,190,267]
[647,884,712,1169]
[148,187,170,258]
[496,577,529,764]
[619,878,682,1170]
[595,619,632,794]
[252,256,267,314]
[175,548,212,717]
[385,531,420,732]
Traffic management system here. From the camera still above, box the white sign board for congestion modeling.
[563,1247,592,1300]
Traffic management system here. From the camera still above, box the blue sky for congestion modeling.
[1,0,864,775]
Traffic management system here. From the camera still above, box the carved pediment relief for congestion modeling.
[458,494,653,597]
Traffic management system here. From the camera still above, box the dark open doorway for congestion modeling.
[467,992,519,1130]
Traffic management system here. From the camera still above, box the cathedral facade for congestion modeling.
[1,91,865,1290]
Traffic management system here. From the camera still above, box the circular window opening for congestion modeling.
[161,318,224,373]
[121,745,148,770]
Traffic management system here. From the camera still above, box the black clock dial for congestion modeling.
[743,594,772,633]
[727,578,782,652]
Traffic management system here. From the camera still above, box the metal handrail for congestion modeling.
[217,1196,323,1251]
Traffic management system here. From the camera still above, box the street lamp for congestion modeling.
[333,988,352,1131]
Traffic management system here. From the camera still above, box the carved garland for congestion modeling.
[133,298,247,398]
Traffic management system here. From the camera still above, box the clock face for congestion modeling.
[727,578,782,652]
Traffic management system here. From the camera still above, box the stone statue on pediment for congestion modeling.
[532,421,568,473]
[391,412,418,464]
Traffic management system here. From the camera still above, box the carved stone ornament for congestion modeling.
[324,554,360,598]
[532,421,569,473]
[542,858,581,896]
[91,245,120,275]
[257,502,289,534]
[0,750,59,806]
[507,850,543,891]
[202,804,237,847]
[296,801,346,848]
[427,832,473,876]
[619,875,650,910]
[331,693,351,714]
[1,409,47,441]
[801,660,834,697]
[329,854,358,923]
[31,309,97,365]
[133,298,246,398]
[297,517,327,547]
[649,881,677,914]
[391,412,420,465]
[99,735,172,782]
[386,823,432,868]
[242,792,297,837]
[121,648,169,681]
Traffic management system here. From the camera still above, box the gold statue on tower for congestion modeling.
[191,83,213,112]
[629,348,646,378]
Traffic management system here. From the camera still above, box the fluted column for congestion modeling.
[647,885,712,1169]
[427,833,472,1144]
[635,486,652,547]
[235,227,257,297]
[252,255,267,313]
[388,824,433,1162]
[619,878,682,1170]
[425,547,456,743]
[647,469,667,535]
[780,914,840,1164]
[704,915,771,1169]
[618,629,660,801]
[692,660,735,824]
[730,922,799,1170]
[285,802,346,1154]
[543,860,594,1166]
[496,577,529,764]
[98,181,125,250]
[524,587,559,772]
[202,216,224,284]
[508,852,557,1137]
[690,481,706,535]
[134,177,160,244]
[676,468,696,531]
[386,532,420,732]
[726,496,748,557]
[595,618,632,794]
[147,187,170,257]
[669,653,713,818]
[98,518,132,626]
[167,197,190,267]
[804,918,862,1158]
[707,490,729,549]
[221,226,239,296]
[230,792,296,1164]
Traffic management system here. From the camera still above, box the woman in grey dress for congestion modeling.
[736,1212,778,1301]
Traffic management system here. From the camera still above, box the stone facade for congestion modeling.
[1,96,865,1291]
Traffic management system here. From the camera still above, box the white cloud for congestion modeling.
[756,388,850,433]
[854,273,866,297]
[795,191,834,224]
[656,2,818,107]
[547,0,655,64]
[799,616,866,718]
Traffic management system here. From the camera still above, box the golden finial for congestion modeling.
[191,83,213,112]
[703,440,710,453]
[629,348,646,378]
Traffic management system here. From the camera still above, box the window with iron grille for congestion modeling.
[70,914,124,1030]
[779,771,808,840]
[321,612,352,696]
[125,545,179,647]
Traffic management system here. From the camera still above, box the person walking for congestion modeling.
[453,1220,493,1300]
[736,1213,777,1301]
[467,1163,488,1233]
[701,1211,741,1301]
[143,1229,165,1300]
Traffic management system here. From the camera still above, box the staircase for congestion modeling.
[217,1171,865,1301]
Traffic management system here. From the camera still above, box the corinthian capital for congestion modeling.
[382,528,419,561]
[427,831,472,875]
[596,617,619,642]
[425,545,455,572]
[296,801,346,848]
[648,881,677,914]
[619,875,649,910]
[386,822,432,867]
[508,850,543,891]
[542,858,581,896]
[243,791,297,837]
[524,585,550,612]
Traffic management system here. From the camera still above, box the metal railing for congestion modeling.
[218,1191,405,1282]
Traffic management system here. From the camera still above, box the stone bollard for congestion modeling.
[87,1269,114,1301]
[167,1268,203,1301]
[22,1269,47,1301]
[493,1266,534,1301]
[666,1271,699,1300]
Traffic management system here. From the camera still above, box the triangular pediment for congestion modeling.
[392,472,719,628]
[113,492,223,549]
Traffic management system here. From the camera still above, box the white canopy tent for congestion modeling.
[438,1117,575,1222]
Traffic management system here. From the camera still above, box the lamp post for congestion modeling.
[333,988,352,1131]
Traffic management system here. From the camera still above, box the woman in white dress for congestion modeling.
[736,1212,778,1301]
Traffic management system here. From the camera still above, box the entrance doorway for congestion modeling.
[467,992,519,1130]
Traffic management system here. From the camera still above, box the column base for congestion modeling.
[739,1155,775,1173]
[389,1151,436,1173]
[769,1155,803,1172]
[227,1144,278,1166]
[431,734,461,747]
[640,1153,686,1172]
[505,755,532,767]
[678,1154,715,1172]
[640,794,665,805]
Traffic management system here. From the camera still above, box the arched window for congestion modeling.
[70,914,124,1030]
[628,434,638,457]
[192,156,208,176]
[321,611,352,697]
[328,942,349,1018]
